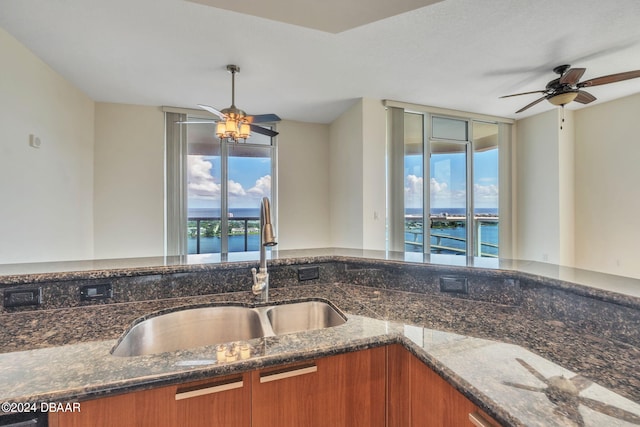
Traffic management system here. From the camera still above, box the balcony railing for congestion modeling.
[405,216,499,257]
[188,216,259,254]
[188,215,499,257]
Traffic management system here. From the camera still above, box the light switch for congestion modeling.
[29,134,42,148]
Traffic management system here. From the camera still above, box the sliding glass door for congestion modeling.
[393,109,500,258]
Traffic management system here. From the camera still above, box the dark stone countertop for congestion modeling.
[2,248,640,300]
[1,280,639,427]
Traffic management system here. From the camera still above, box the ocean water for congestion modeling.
[187,207,499,256]
[188,208,261,254]
[405,207,499,255]
[188,208,261,218]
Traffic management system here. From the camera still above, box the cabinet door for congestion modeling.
[175,373,251,427]
[50,387,176,427]
[387,344,412,427]
[387,345,499,427]
[252,347,386,427]
[51,373,251,427]
[409,350,499,427]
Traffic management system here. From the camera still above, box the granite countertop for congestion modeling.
[3,248,640,299]
[1,281,639,427]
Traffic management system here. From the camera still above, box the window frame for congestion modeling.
[385,101,512,259]
[164,108,277,257]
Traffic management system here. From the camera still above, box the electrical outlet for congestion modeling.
[439,276,468,294]
[3,287,42,307]
[80,283,113,301]
[298,266,319,281]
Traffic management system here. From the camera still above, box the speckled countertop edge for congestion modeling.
[2,250,640,309]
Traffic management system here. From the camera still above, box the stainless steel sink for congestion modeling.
[266,301,346,335]
[111,306,264,357]
[111,300,346,357]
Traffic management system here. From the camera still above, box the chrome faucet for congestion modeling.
[252,197,277,301]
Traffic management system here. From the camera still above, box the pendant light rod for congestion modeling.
[227,64,240,108]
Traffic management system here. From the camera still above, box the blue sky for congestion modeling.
[188,155,272,209]
[405,148,498,211]
[189,147,498,212]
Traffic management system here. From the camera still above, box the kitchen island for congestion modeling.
[1,249,639,426]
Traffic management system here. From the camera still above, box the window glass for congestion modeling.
[227,145,272,252]
[430,141,467,255]
[472,121,499,257]
[404,112,424,252]
[432,116,468,141]
[185,120,275,254]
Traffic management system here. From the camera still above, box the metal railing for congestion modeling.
[188,215,499,257]
[188,216,259,254]
[405,217,499,257]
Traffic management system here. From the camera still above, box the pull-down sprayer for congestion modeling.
[251,197,277,301]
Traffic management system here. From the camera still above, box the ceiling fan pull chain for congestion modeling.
[560,106,565,130]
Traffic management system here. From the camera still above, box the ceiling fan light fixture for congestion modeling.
[239,123,251,139]
[187,65,280,142]
[215,121,227,138]
[216,117,250,142]
[548,91,578,106]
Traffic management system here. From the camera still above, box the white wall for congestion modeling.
[558,110,575,267]
[515,109,563,264]
[326,98,387,250]
[361,99,387,250]
[277,120,331,249]
[93,103,165,259]
[329,101,364,248]
[574,93,640,278]
[0,27,95,263]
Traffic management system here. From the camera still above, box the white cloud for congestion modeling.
[404,175,497,209]
[474,183,498,205]
[247,175,271,198]
[188,157,272,208]
[404,174,423,208]
[187,156,220,199]
[228,179,247,197]
[430,177,448,195]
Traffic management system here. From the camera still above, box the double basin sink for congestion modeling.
[112,300,346,357]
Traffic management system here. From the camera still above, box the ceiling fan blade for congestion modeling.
[175,119,218,124]
[515,95,547,113]
[574,90,596,104]
[499,90,547,99]
[250,124,279,137]
[197,104,225,119]
[578,70,640,87]
[559,68,585,85]
[247,113,282,124]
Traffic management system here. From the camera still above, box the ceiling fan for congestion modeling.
[500,65,640,113]
[180,64,280,142]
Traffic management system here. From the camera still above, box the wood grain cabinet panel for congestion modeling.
[50,386,175,427]
[252,347,386,427]
[175,373,251,427]
[51,373,250,427]
[387,344,501,427]
[51,345,498,427]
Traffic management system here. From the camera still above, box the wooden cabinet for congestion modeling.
[50,372,250,427]
[387,344,500,427]
[175,373,251,427]
[52,345,497,427]
[252,347,386,427]
[51,349,384,427]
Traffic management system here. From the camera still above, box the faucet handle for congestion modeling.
[252,267,268,295]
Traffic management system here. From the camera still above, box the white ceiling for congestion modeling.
[2,0,640,124]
